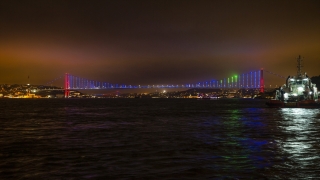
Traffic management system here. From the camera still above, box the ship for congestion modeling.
[266,55,319,108]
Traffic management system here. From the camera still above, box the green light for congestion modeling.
[235,75,237,82]
[228,78,229,83]
[232,77,233,83]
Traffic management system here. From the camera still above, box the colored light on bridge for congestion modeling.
[61,69,264,94]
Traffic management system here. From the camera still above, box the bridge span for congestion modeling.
[63,69,265,98]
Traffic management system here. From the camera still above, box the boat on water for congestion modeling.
[266,55,319,108]
[197,93,219,100]
[197,96,219,100]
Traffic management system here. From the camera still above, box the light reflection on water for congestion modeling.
[277,108,320,177]
[1,99,320,179]
[195,107,274,178]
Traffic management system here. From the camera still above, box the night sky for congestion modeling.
[1,0,320,87]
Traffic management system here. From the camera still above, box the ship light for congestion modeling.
[309,92,312,95]
[284,93,288,99]
[298,87,304,91]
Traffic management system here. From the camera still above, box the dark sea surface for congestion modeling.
[1,98,320,179]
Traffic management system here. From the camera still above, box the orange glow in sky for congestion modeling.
[1,1,320,86]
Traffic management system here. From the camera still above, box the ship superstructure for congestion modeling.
[267,56,318,107]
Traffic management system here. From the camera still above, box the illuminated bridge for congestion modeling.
[45,68,285,98]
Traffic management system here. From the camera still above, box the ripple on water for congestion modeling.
[0,99,320,179]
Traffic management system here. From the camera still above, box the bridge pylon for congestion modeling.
[260,68,264,93]
[64,73,70,98]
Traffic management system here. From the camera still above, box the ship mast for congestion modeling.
[297,55,303,77]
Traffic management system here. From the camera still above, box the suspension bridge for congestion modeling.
[45,68,285,98]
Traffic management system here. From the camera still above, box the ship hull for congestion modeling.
[266,99,320,108]
[266,100,284,107]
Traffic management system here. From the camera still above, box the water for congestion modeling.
[1,98,320,179]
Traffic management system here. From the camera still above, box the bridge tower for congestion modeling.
[260,68,264,93]
[64,73,70,98]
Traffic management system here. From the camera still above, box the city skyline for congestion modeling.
[1,1,320,86]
